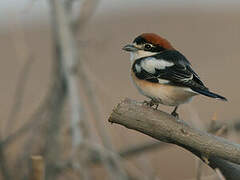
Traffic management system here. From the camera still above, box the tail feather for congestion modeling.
[192,88,227,101]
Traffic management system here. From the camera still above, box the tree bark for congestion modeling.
[109,98,240,180]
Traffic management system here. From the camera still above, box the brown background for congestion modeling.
[0,4,240,180]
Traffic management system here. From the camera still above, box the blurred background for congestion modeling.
[0,0,240,179]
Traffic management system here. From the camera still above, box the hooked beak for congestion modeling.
[122,44,139,52]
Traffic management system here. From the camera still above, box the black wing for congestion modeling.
[132,50,208,90]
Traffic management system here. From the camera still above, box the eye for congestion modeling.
[144,44,152,50]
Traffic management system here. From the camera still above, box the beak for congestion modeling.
[122,44,138,52]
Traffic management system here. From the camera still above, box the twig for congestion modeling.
[79,54,129,180]
[5,57,35,134]
[54,141,166,166]
[6,15,36,136]
[0,146,11,180]
[119,141,168,158]
[71,0,100,33]
[49,1,91,179]
[51,0,88,149]
[63,0,129,179]
[109,98,240,180]
[75,32,129,180]
[30,156,45,180]
[0,43,64,180]
[44,1,74,180]
[83,141,168,164]
[0,58,36,180]
[196,113,226,180]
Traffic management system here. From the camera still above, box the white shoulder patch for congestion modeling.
[135,64,141,72]
[141,58,174,73]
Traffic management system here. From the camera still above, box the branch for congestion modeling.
[67,1,129,179]
[109,98,240,180]
[51,0,88,149]
[5,56,35,135]
[71,0,100,33]
[47,0,91,179]
[119,141,168,158]
[48,1,128,180]
[30,156,45,180]
[0,146,11,180]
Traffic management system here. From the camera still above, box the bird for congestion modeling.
[122,33,227,118]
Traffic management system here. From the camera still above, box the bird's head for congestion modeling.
[123,33,174,62]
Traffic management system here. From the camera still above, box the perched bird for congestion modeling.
[123,33,227,117]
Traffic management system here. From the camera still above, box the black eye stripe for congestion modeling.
[133,36,166,52]
[152,46,166,52]
[133,36,147,44]
[144,44,166,52]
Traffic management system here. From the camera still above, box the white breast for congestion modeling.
[130,51,158,64]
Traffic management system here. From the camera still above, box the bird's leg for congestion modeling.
[154,103,159,110]
[152,101,160,110]
[171,106,179,118]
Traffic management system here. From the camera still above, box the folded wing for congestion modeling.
[133,50,208,91]
[132,50,227,101]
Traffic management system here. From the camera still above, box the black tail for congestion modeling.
[192,88,227,101]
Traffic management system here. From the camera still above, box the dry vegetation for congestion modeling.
[0,0,240,180]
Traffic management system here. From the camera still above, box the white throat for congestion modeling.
[130,50,158,64]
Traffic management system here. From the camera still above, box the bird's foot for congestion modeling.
[143,100,159,110]
[143,100,154,107]
[153,104,159,110]
[171,111,179,119]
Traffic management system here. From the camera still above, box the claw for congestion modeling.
[171,111,179,118]
[143,100,159,110]
[171,106,179,118]
[143,100,154,107]
[154,104,159,110]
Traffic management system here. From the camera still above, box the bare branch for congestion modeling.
[72,0,100,32]
[119,141,168,158]
[0,146,11,180]
[5,57,35,134]
[65,0,129,179]
[79,54,129,180]
[109,98,240,180]
[48,1,128,180]
[196,113,228,180]
[50,1,91,179]
[30,156,45,180]
[51,0,88,148]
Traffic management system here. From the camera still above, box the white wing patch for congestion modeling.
[141,58,174,73]
[157,78,170,84]
[135,64,141,72]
